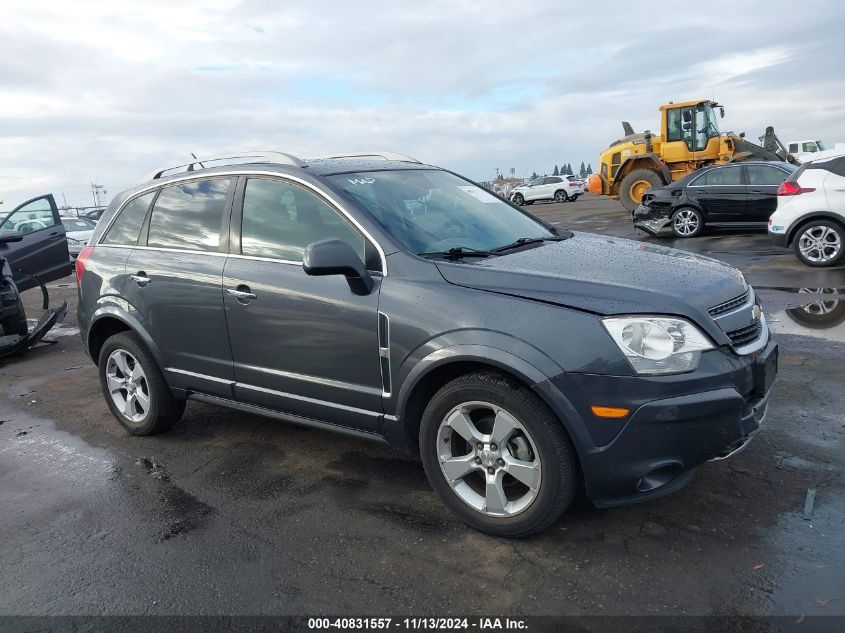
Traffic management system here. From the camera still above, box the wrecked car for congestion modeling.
[0,194,72,357]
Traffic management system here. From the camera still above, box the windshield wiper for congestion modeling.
[417,246,495,260]
[491,236,565,253]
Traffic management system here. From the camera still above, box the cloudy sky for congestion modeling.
[2,0,844,209]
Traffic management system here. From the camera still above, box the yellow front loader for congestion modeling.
[587,99,793,210]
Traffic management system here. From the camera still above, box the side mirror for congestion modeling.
[303,239,373,295]
[0,230,23,244]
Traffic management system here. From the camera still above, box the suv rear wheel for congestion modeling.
[419,372,577,537]
[98,331,185,435]
[793,220,844,267]
[553,190,567,203]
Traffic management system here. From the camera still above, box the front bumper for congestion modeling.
[632,203,671,235]
[538,340,778,507]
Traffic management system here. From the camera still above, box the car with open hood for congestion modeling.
[77,151,777,537]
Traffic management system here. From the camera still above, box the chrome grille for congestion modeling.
[709,291,750,317]
[726,320,762,347]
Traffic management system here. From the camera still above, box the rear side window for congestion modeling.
[746,165,789,186]
[101,192,155,245]
[147,179,230,252]
[788,143,799,153]
[240,178,366,264]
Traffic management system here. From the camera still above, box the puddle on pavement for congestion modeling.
[767,490,845,616]
[764,288,845,342]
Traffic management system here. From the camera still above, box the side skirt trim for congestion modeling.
[187,393,389,444]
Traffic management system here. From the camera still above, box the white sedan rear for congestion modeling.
[61,217,95,259]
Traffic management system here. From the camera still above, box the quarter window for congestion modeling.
[101,192,155,246]
[241,178,366,264]
[746,165,788,186]
[147,179,231,252]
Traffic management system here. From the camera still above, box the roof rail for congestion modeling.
[148,151,306,180]
[318,152,421,164]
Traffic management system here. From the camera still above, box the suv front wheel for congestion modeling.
[98,331,185,435]
[419,372,577,537]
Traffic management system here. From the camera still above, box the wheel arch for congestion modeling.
[611,154,670,196]
[388,347,584,462]
[86,306,163,367]
[786,212,845,246]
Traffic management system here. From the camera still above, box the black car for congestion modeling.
[633,161,797,238]
[0,194,72,355]
[77,151,777,537]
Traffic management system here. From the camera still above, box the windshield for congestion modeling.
[327,170,554,255]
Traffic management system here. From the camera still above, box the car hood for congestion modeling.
[66,230,94,240]
[435,233,747,338]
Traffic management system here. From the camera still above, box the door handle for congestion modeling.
[749,190,763,194]
[130,272,151,287]
[226,286,257,304]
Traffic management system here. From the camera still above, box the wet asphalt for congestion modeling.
[0,195,843,617]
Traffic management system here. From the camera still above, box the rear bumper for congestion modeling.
[769,230,789,248]
[537,341,778,507]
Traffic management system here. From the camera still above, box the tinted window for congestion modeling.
[746,165,789,186]
[241,178,365,263]
[802,142,818,153]
[544,177,561,185]
[692,166,742,186]
[1,198,57,234]
[147,179,230,252]
[102,192,155,246]
[788,143,798,153]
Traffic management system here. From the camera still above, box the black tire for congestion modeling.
[619,168,664,212]
[553,190,567,203]
[0,287,28,336]
[792,219,845,267]
[98,331,185,435]
[419,371,577,537]
[512,193,525,205]
[670,206,705,238]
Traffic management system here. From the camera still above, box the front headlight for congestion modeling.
[67,238,81,245]
[602,316,714,375]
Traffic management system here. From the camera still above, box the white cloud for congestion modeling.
[0,0,844,208]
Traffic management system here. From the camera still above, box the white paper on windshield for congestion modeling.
[458,185,499,203]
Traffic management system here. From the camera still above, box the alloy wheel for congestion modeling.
[673,209,699,236]
[554,191,566,203]
[106,349,150,423]
[798,226,841,263]
[436,401,541,517]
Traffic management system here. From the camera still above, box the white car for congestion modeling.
[787,139,828,161]
[769,149,845,267]
[510,175,581,205]
[61,216,95,259]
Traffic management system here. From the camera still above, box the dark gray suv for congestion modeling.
[76,151,778,536]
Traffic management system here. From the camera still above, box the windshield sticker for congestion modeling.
[458,186,499,203]
[347,177,375,185]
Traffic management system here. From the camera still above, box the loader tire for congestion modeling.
[619,169,664,212]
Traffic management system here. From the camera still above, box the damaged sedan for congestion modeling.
[633,161,796,238]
